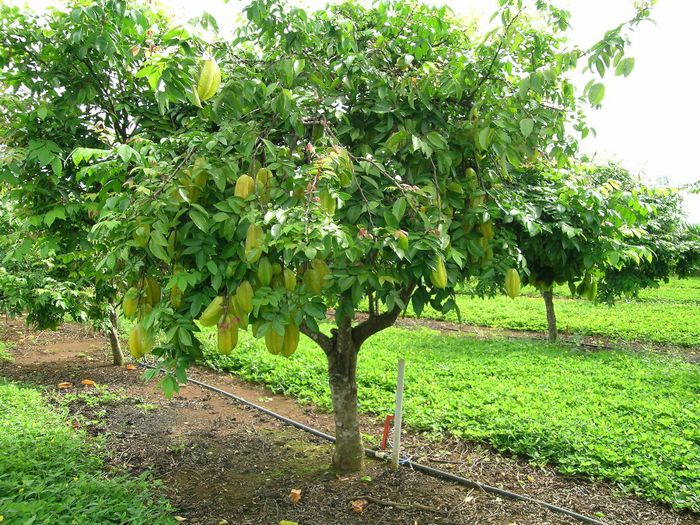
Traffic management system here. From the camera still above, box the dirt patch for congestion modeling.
[1,318,697,525]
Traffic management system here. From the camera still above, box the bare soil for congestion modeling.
[1,318,697,525]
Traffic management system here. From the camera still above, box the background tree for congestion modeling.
[589,163,700,299]
[6,0,652,472]
[0,1,217,363]
[496,163,654,342]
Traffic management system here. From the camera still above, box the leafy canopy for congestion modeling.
[1,0,654,389]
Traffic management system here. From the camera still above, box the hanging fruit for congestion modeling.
[282,323,300,357]
[128,324,153,359]
[257,257,273,287]
[429,256,448,289]
[505,268,521,299]
[244,224,265,263]
[196,58,221,102]
[217,314,239,354]
[234,174,255,199]
[199,296,224,326]
[265,328,284,355]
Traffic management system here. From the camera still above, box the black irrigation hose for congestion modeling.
[139,362,607,525]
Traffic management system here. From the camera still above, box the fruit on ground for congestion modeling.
[429,256,448,289]
[197,58,221,102]
[235,174,255,199]
[505,268,521,299]
[282,323,300,357]
[265,328,284,355]
[217,314,239,354]
[199,296,224,326]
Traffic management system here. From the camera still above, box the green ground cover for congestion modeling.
[201,327,700,511]
[0,380,174,524]
[412,277,700,346]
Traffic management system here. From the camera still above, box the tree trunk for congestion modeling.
[300,286,415,473]
[542,290,557,343]
[326,321,364,473]
[107,302,124,366]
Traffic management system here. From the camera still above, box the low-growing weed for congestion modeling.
[200,326,700,511]
[0,380,174,524]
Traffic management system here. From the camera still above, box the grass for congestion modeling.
[0,341,13,363]
[200,326,700,512]
[411,277,700,347]
[0,380,174,524]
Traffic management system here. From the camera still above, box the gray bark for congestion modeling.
[107,303,124,366]
[542,290,557,343]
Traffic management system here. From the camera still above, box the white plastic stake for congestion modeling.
[392,358,406,470]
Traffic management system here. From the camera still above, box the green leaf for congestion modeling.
[385,130,409,153]
[425,131,448,151]
[148,238,170,262]
[615,57,635,77]
[588,83,605,105]
[189,209,209,232]
[519,118,534,139]
[392,197,406,222]
[477,127,490,150]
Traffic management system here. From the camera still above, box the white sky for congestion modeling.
[12,0,700,222]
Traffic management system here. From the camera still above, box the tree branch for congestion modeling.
[352,284,415,348]
[300,320,334,354]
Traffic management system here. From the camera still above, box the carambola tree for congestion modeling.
[5,0,651,471]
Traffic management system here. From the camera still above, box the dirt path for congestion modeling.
[1,319,697,525]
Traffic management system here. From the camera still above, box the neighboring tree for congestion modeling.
[0,192,92,329]
[590,163,700,298]
[0,1,217,363]
[497,164,654,342]
[5,0,652,472]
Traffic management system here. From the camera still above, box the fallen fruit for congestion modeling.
[289,488,302,505]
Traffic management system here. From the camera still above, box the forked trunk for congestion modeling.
[107,302,124,366]
[326,323,364,473]
[542,290,557,343]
